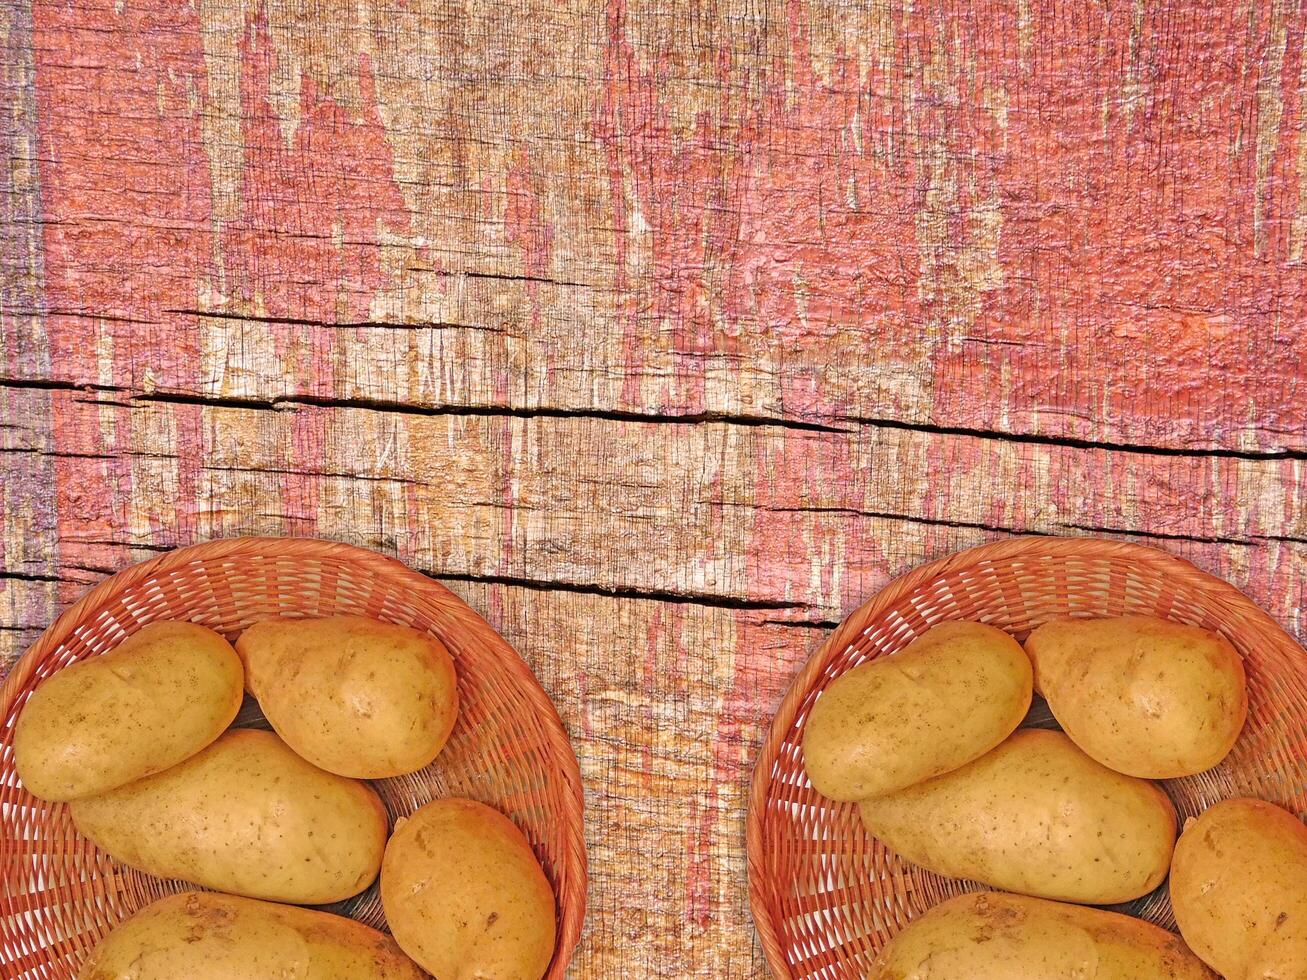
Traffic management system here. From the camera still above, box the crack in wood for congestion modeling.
[0,556,815,616]
[433,268,596,289]
[761,505,1061,540]
[63,563,120,577]
[125,389,851,433]
[836,414,1307,462]
[161,308,508,333]
[759,507,1307,549]
[1063,522,1307,548]
[758,618,842,630]
[0,447,113,459]
[0,569,62,583]
[3,307,156,325]
[0,377,121,394]
[72,539,173,553]
[200,464,419,486]
[430,570,812,612]
[72,396,136,409]
[2,377,1298,460]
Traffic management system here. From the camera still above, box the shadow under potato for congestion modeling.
[1018,693,1061,732]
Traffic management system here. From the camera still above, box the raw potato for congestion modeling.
[78,891,425,980]
[1170,797,1307,980]
[802,621,1032,801]
[382,797,556,980]
[70,728,386,904]
[1026,615,1247,778]
[859,729,1176,904]
[237,615,459,778]
[14,621,243,801]
[866,891,1215,979]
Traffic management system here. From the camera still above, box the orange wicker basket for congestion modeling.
[0,537,587,979]
[747,536,1307,979]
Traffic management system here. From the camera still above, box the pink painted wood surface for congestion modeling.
[2,1,1306,975]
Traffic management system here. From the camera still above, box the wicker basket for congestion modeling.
[0,537,587,979]
[746,536,1307,979]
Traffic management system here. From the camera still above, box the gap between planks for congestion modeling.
[3,377,1305,462]
[0,560,836,626]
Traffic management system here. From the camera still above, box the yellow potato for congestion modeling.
[1170,797,1307,980]
[381,797,556,980]
[866,891,1215,979]
[802,621,1032,801]
[237,615,458,778]
[70,728,386,904]
[14,621,243,801]
[859,729,1176,904]
[1026,615,1247,778]
[79,891,424,980]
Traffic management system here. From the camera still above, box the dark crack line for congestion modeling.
[201,464,419,486]
[72,396,136,409]
[0,570,62,583]
[161,308,507,333]
[2,380,1302,460]
[427,268,595,289]
[0,377,122,394]
[761,505,1061,539]
[1063,522,1307,548]
[3,562,814,615]
[127,390,849,433]
[71,539,174,553]
[836,413,1307,462]
[762,507,1307,549]
[6,308,156,325]
[63,564,121,577]
[758,618,842,630]
[429,570,810,612]
[0,447,113,459]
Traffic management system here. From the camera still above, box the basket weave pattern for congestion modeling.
[0,537,587,979]
[747,537,1307,979]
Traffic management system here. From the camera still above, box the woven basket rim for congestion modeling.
[0,535,588,977]
[744,534,1307,979]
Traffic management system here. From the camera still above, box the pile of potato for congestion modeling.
[13,616,557,980]
[802,616,1307,980]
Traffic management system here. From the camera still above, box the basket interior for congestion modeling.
[752,547,1307,979]
[0,547,583,979]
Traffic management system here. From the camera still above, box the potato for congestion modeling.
[859,729,1176,903]
[381,797,556,980]
[79,891,424,980]
[14,621,243,801]
[866,891,1215,979]
[1170,797,1307,979]
[1026,615,1247,778]
[236,615,458,778]
[70,728,386,904]
[802,621,1032,801]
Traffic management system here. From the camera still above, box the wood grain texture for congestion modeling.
[2,0,1306,975]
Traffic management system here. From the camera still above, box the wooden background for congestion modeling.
[2,0,1306,975]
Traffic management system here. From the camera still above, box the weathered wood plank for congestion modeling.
[9,0,1307,452]
[0,0,57,667]
[4,390,1305,636]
